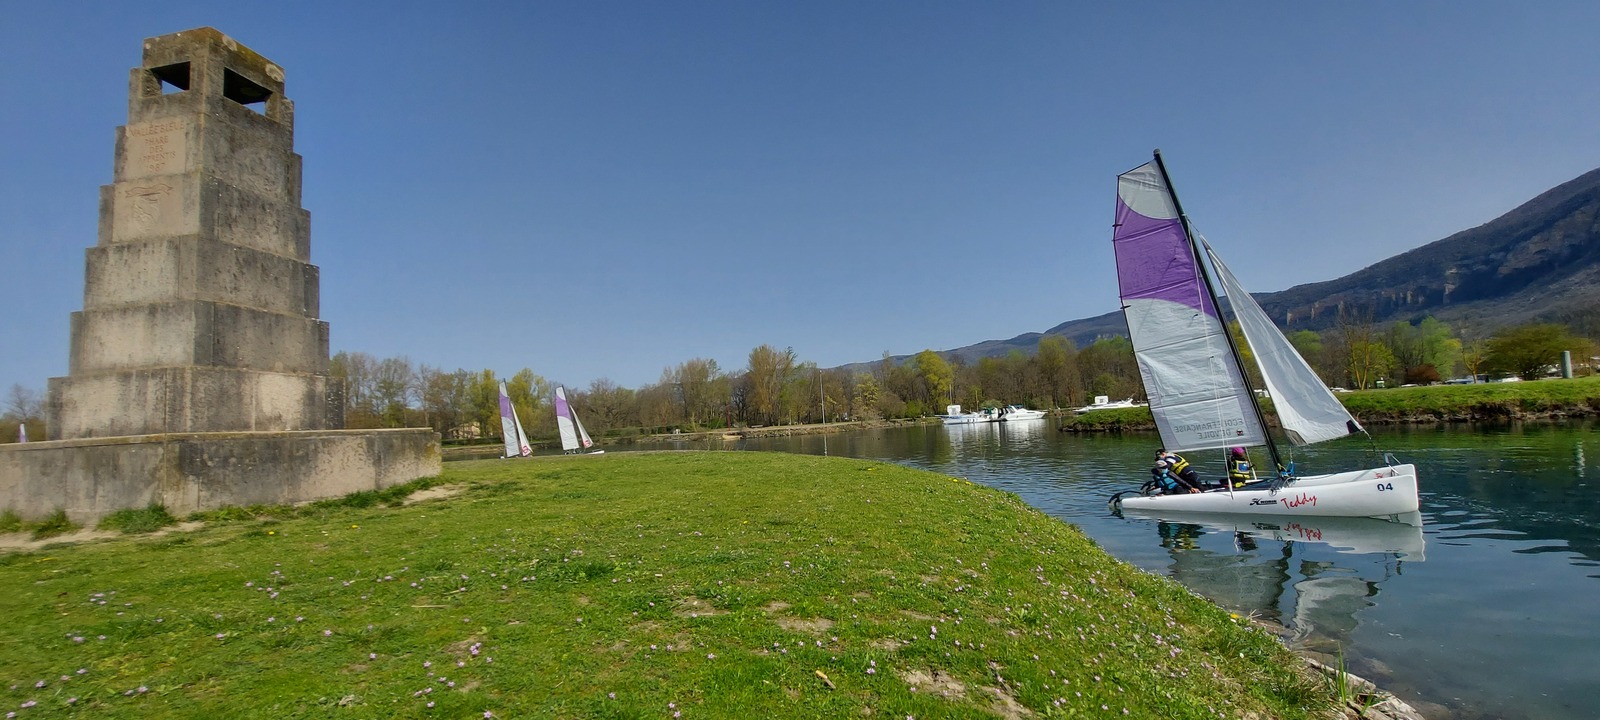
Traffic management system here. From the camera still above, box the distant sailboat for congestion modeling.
[499,381,533,458]
[17,423,26,443]
[555,386,604,455]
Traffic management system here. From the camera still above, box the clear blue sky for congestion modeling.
[4,2,1599,393]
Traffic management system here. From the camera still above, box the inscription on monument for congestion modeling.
[124,120,189,177]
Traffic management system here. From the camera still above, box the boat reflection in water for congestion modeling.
[1116,509,1423,652]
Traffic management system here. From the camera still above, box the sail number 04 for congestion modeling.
[1376,482,1395,491]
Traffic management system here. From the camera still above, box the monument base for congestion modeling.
[0,429,440,523]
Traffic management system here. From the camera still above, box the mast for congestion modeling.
[1150,149,1285,474]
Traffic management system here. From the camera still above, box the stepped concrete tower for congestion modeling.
[48,27,340,438]
[1,28,438,522]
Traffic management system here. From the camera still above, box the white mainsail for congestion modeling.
[554,386,581,452]
[1203,241,1363,446]
[498,381,533,458]
[1114,160,1267,452]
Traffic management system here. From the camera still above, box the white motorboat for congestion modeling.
[937,404,998,425]
[997,405,1048,421]
[1105,152,1419,519]
[1074,395,1143,413]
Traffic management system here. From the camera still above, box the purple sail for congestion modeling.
[1111,158,1265,452]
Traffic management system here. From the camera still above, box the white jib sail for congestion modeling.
[573,405,595,449]
[1204,241,1363,445]
[554,386,580,452]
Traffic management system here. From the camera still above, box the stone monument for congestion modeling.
[0,28,439,521]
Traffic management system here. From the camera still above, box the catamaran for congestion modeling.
[1107,151,1419,518]
[554,386,604,455]
[498,380,533,458]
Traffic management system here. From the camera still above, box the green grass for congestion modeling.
[1059,375,1600,431]
[29,509,79,540]
[1336,375,1600,420]
[0,452,1336,719]
[1058,406,1156,432]
[97,504,179,535]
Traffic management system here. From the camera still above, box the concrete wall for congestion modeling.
[0,429,440,524]
[48,366,341,438]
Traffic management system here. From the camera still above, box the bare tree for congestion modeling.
[5,384,43,421]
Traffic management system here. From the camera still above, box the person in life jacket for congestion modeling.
[1152,449,1202,494]
[1226,446,1252,488]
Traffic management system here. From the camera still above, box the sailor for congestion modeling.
[1226,447,1252,488]
[1153,449,1202,494]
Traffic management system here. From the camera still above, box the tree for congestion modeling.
[1485,323,1575,380]
[1347,339,1396,389]
[467,370,501,440]
[744,345,796,426]
[330,351,380,425]
[912,350,954,412]
[584,378,637,431]
[1034,336,1080,408]
[4,384,43,421]
[418,366,472,437]
[373,356,417,427]
[1333,306,1392,388]
[851,372,882,420]
[1077,337,1140,399]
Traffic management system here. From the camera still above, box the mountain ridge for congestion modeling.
[844,165,1600,371]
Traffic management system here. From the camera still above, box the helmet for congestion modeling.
[1230,447,1246,458]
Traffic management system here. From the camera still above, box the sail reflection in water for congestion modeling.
[1130,510,1421,653]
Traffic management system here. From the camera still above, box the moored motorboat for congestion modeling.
[1074,395,1143,413]
[937,404,998,425]
[997,405,1048,421]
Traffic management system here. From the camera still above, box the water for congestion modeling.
[656,420,1599,720]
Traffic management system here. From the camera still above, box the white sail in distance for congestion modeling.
[554,386,581,452]
[498,381,533,457]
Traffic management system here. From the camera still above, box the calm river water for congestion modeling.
[654,420,1598,720]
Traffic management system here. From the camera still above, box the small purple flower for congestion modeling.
[323,629,333,636]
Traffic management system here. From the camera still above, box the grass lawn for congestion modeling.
[1,452,1338,719]
[1060,375,1600,431]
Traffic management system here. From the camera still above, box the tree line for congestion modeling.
[2,315,1592,444]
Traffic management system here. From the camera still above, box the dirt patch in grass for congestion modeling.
[901,668,967,698]
[0,528,119,550]
[404,484,466,505]
[0,519,206,552]
[980,684,1032,719]
[761,600,791,613]
[775,616,835,634]
[674,595,725,618]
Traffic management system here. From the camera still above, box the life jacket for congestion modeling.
[1227,458,1251,486]
[1162,453,1191,476]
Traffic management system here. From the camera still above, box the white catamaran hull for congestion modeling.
[1118,464,1419,518]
